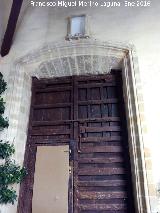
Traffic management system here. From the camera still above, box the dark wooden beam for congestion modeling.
[1,0,23,57]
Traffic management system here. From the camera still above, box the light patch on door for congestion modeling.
[32,146,69,213]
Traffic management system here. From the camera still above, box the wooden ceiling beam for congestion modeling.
[1,0,23,57]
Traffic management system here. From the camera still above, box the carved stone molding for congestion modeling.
[1,39,151,213]
[15,39,133,78]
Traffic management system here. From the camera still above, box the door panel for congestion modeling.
[72,74,134,212]
[32,146,69,213]
[18,73,135,213]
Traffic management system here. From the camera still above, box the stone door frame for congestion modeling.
[4,40,151,213]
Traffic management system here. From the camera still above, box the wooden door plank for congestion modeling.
[80,146,123,153]
[80,126,121,133]
[77,191,127,199]
[77,180,126,187]
[81,136,122,142]
[74,74,116,81]
[78,82,116,88]
[78,156,124,164]
[78,99,118,105]
[35,86,72,93]
[78,167,125,175]
[33,103,71,109]
[79,203,127,211]
[30,129,71,136]
[32,117,121,126]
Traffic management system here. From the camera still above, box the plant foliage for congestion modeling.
[0,161,26,185]
[0,115,9,131]
[0,141,15,159]
[0,187,17,204]
[0,98,5,114]
[0,72,27,205]
[0,73,7,94]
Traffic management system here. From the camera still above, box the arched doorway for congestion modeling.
[7,40,148,212]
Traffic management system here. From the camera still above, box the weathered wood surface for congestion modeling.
[77,191,127,199]
[79,203,127,211]
[78,180,126,187]
[18,73,135,213]
[78,168,125,175]
[80,146,123,153]
[81,136,122,142]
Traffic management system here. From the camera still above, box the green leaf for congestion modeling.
[0,115,9,131]
[0,141,15,159]
[0,187,17,205]
[0,160,27,185]
[0,98,5,114]
[0,73,7,94]
[0,72,27,205]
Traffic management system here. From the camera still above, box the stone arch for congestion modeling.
[4,39,150,213]
[17,39,128,77]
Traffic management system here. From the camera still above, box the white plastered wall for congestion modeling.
[0,0,160,212]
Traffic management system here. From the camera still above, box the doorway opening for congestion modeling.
[18,71,135,213]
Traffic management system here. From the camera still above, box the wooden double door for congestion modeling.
[18,71,135,213]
